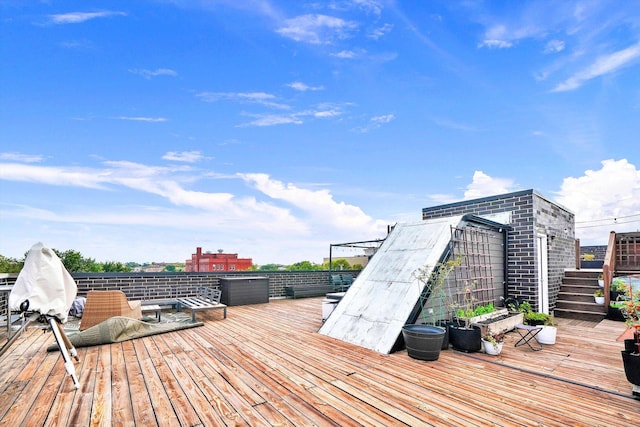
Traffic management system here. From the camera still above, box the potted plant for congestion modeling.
[611,278,627,301]
[449,281,482,353]
[523,311,550,326]
[401,257,460,361]
[619,283,640,386]
[536,314,558,345]
[518,302,557,344]
[593,288,605,305]
[481,330,506,355]
[597,273,604,288]
[607,301,626,321]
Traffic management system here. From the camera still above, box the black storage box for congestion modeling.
[219,276,269,306]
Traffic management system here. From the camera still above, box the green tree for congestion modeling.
[288,261,321,271]
[0,254,23,273]
[164,265,176,272]
[322,259,351,270]
[258,264,281,271]
[102,261,132,272]
[53,249,101,272]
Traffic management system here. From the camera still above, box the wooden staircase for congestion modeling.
[554,269,606,322]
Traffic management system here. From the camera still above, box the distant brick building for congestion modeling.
[185,247,253,272]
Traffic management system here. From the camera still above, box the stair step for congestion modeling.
[557,292,602,303]
[554,308,606,322]
[563,269,602,279]
[562,277,601,287]
[555,300,607,314]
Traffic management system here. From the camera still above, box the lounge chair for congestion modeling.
[80,290,142,331]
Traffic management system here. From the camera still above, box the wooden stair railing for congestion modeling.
[602,231,616,308]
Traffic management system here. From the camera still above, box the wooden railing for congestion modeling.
[602,231,616,307]
[615,231,640,272]
[602,231,640,307]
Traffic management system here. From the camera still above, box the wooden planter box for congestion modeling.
[462,308,524,336]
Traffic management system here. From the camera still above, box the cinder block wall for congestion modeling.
[422,189,575,312]
[2,270,358,301]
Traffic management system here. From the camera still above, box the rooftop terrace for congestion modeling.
[1,297,638,426]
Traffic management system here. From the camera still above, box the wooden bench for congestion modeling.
[176,287,227,322]
[285,285,336,299]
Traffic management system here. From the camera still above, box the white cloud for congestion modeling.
[552,42,640,92]
[162,151,204,163]
[371,113,395,124]
[238,113,303,127]
[0,152,45,163]
[276,14,358,44]
[544,39,565,54]
[239,173,387,233]
[0,158,392,264]
[350,0,383,16]
[197,91,290,109]
[332,50,359,59]
[353,113,395,133]
[0,163,110,190]
[129,68,178,79]
[286,81,324,91]
[463,171,520,200]
[555,159,640,244]
[237,103,347,127]
[369,23,393,40]
[113,116,167,122]
[47,11,126,25]
[479,39,513,49]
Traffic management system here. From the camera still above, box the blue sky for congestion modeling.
[1,0,639,265]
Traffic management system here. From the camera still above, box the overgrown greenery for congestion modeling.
[455,302,496,319]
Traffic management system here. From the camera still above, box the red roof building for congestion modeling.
[185,247,253,272]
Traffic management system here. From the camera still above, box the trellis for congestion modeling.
[449,225,498,312]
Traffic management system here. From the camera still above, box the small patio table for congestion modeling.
[141,305,162,322]
[514,323,543,351]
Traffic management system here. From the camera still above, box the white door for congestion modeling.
[536,234,549,314]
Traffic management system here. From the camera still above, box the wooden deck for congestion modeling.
[1,297,638,426]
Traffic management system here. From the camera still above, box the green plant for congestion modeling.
[610,301,625,309]
[482,330,506,349]
[455,302,496,319]
[612,278,627,292]
[619,283,640,327]
[412,256,462,326]
[594,288,604,298]
[518,301,533,314]
[524,311,551,326]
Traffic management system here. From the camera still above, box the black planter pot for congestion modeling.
[606,306,625,322]
[624,339,640,353]
[449,325,481,353]
[435,320,451,350]
[402,325,446,361]
[610,290,625,302]
[621,351,640,386]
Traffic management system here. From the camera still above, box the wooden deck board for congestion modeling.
[1,297,639,426]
